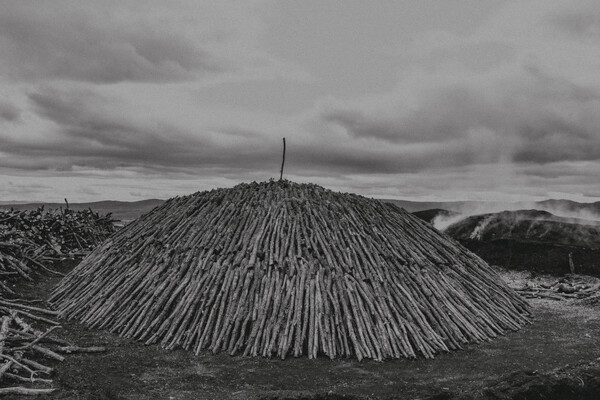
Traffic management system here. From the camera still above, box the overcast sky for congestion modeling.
[1,0,599,202]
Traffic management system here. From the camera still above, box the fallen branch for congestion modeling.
[0,387,56,395]
[31,345,65,362]
[3,372,53,384]
[0,299,59,316]
[0,299,105,393]
[56,345,107,354]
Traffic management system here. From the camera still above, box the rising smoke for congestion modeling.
[432,200,600,232]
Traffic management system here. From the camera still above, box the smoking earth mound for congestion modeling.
[50,180,530,361]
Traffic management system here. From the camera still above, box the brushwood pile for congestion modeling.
[0,206,113,394]
[51,180,531,361]
[0,206,115,293]
[0,298,107,395]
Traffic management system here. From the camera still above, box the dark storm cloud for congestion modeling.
[286,139,489,177]
[13,65,599,180]
[321,86,499,145]
[0,101,20,122]
[5,63,599,182]
[512,119,600,164]
[550,7,600,39]
[520,161,599,180]
[0,2,237,84]
[300,0,600,182]
[321,109,401,143]
[18,89,373,175]
[0,88,281,173]
[315,68,600,170]
[1,0,599,204]
[0,87,447,177]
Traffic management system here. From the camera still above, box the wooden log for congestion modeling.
[0,387,56,395]
[55,346,106,353]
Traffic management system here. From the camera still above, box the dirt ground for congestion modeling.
[3,266,600,400]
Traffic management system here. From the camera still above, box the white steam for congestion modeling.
[431,200,600,232]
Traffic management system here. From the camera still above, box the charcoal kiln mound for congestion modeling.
[50,180,530,361]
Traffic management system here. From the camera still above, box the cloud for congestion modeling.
[6,86,409,177]
[0,86,285,175]
[301,0,600,175]
[0,85,435,179]
[0,0,303,84]
[0,100,20,122]
[543,0,600,40]
[0,0,599,202]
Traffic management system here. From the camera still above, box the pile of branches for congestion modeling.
[515,275,600,301]
[0,206,115,293]
[0,299,105,395]
[51,180,530,361]
[0,205,112,392]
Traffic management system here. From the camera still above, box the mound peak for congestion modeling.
[50,180,529,361]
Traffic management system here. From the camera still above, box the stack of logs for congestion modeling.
[0,205,112,393]
[51,180,531,361]
[516,276,600,301]
[0,206,115,293]
[0,299,105,395]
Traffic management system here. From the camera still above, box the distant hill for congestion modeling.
[386,198,600,224]
[445,209,600,248]
[3,196,599,225]
[0,199,165,222]
[383,199,474,213]
[536,199,600,218]
[442,209,600,276]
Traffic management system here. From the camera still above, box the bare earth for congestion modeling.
[4,266,600,400]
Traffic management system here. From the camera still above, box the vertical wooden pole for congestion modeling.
[568,252,575,274]
[279,138,286,181]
